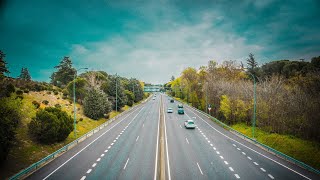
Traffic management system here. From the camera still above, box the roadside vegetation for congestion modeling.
[166,54,320,169]
[0,50,149,178]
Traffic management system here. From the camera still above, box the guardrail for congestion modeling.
[10,96,151,180]
[170,95,320,175]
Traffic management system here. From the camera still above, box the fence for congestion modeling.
[10,96,151,180]
[173,96,320,175]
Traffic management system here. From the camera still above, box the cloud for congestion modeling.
[70,13,263,84]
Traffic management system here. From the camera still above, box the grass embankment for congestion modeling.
[0,91,133,179]
[232,123,320,170]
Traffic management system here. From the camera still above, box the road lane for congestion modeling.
[26,96,159,180]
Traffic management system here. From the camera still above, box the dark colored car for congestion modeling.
[170,99,174,103]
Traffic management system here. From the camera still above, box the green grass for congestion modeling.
[232,123,320,170]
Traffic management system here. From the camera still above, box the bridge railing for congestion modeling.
[9,96,151,180]
[171,95,320,175]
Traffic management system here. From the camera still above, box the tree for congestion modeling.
[83,89,112,120]
[0,97,21,161]
[170,75,175,81]
[66,77,88,104]
[50,56,76,87]
[28,107,73,144]
[19,67,31,81]
[0,50,9,78]
[247,53,258,71]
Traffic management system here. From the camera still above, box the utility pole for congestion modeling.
[206,82,208,114]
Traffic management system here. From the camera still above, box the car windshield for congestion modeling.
[188,122,194,125]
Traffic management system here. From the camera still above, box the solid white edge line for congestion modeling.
[197,162,204,175]
[163,99,172,180]
[123,158,129,170]
[153,100,160,180]
[42,107,144,180]
[187,107,312,180]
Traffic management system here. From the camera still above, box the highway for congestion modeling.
[26,93,319,180]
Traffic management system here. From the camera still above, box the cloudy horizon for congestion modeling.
[1,0,319,84]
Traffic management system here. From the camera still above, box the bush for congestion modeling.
[79,118,83,121]
[0,97,21,161]
[24,89,29,93]
[16,90,23,95]
[5,84,15,97]
[53,91,59,95]
[42,100,49,105]
[83,89,112,120]
[54,104,61,108]
[62,89,69,96]
[32,101,40,109]
[15,95,23,100]
[47,91,52,95]
[28,107,73,144]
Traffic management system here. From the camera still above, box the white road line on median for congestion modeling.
[43,107,144,180]
[97,158,101,162]
[268,174,275,179]
[80,176,86,180]
[229,167,234,172]
[136,136,139,142]
[197,162,204,175]
[123,158,130,170]
[186,137,189,144]
[220,156,224,159]
[224,161,229,165]
[163,101,172,180]
[101,154,104,157]
[92,163,97,168]
[187,107,312,180]
[247,156,252,160]
[153,102,160,180]
[235,174,240,179]
[86,169,92,174]
[254,162,259,166]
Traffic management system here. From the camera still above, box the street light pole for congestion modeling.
[115,73,118,114]
[73,67,88,139]
[206,82,208,114]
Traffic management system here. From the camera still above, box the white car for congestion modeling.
[152,97,155,100]
[184,120,196,129]
[167,108,173,113]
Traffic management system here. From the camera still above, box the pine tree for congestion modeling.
[246,53,258,70]
[50,56,76,87]
[0,50,10,78]
[19,68,31,81]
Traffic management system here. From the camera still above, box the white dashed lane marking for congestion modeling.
[123,158,130,170]
[237,148,241,151]
[260,168,266,172]
[185,138,189,144]
[92,163,97,168]
[220,156,224,159]
[216,151,220,155]
[101,154,104,157]
[242,152,246,155]
[97,158,101,162]
[136,136,139,142]
[224,161,229,165]
[254,162,259,166]
[80,176,86,180]
[268,174,275,179]
[229,167,234,172]
[247,156,252,160]
[233,144,236,147]
[197,162,204,175]
[210,144,213,147]
[86,169,92,174]
[235,174,240,179]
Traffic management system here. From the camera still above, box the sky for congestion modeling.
[1,0,319,84]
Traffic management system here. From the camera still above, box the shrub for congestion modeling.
[47,91,52,95]
[16,90,23,95]
[15,95,23,100]
[42,100,49,105]
[62,89,69,96]
[28,107,73,144]
[79,118,83,121]
[32,101,40,109]
[24,89,29,93]
[54,104,61,108]
[83,89,112,120]
[53,91,59,95]
[0,97,21,161]
[5,84,15,97]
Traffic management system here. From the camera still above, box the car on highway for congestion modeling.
[170,99,174,103]
[152,97,155,100]
[167,108,173,113]
[178,104,183,108]
[184,120,196,129]
[178,107,184,114]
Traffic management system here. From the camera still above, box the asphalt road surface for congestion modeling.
[26,93,319,180]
